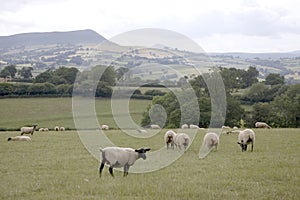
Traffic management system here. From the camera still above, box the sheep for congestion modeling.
[181,124,189,129]
[43,128,49,132]
[101,125,109,130]
[39,128,44,132]
[150,124,160,129]
[255,122,271,129]
[189,124,199,129]
[59,127,65,131]
[164,130,177,149]
[99,147,150,177]
[237,129,255,152]
[174,133,190,150]
[202,132,219,151]
[54,126,59,131]
[20,125,37,135]
[8,136,31,141]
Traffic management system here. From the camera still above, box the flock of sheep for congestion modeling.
[7,121,271,177]
[7,125,66,142]
[99,121,271,177]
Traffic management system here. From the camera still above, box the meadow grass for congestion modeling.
[0,98,151,130]
[0,128,299,200]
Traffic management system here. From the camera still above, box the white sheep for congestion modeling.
[181,124,189,129]
[20,125,37,135]
[164,130,177,149]
[202,132,219,151]
[43,128,49,132]
[150,124,160,129]
[189,124,199,129]
[99,147,150,177]
[255,122,271,129]
[237,129,255,152]
[59,127,65,131]
[174,133,190,150]
[8,136,31,141]
[54,126,59,131]
[39,128,44,132]
[101,125,109,130]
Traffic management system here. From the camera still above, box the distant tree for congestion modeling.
[0,68,11,78]
[19,67,33,79]
[54,67,79,84]
[115,67,129,81]
[35,69,53,83]
[265,73,284,85]
[0,83,14,95]
[242,66,259,88]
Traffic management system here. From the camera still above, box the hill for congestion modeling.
[0,29,106,49]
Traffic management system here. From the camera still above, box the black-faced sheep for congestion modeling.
[20,125,37,135]
[174,133,190,150]
[99,147,150,177]
[203,132,219,151]
[54,126,59,131]
[8,136,31,141]
[164,130,177,149]
[255,122,271,129]
[237,129,255,152]
[59,127,65,131]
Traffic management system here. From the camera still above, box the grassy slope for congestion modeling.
[0,129,299,199]
[0,98,151,130]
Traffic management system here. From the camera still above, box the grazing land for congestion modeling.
[0,129,299,199]
[0,98,151,130]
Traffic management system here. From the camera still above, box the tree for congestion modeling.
[35,69,53,83]
[0,65,18,78]
[0,68,11,78]
[19,67,33,79]
[265,73,284,85]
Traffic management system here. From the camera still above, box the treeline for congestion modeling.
[141,67,300,128]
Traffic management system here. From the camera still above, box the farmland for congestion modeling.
[0,129,299,199]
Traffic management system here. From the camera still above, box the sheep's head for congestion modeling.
[167,135,173,143]
[237,141,247,151]
[135,148,151,160]
[7,137,12,141]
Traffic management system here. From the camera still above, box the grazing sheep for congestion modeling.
[59,127,65,131]
[237,129,255,152]
[181,124,189,129]
[43,128,49,132]
[101,125,109,130]
[39,128,44,132]
[20,125,37,135]
[99,147,150,177]
[164,130,177,149]
[255,122,271,129]
[54,126,59,131]
[150,124,160,129]
[138,129,147,134]
[189,124,199,129]
[203,132,219,151]
[174,133,190,150]
[8,136,31,141]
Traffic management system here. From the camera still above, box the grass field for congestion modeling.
[0,98,151,130]
[0,128,299,199]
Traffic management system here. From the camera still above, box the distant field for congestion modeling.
[0,129,299,199]
[0,98,151,130]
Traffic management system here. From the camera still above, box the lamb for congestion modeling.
[189,124,199,129]
[101,125,109,130]
[20,125,37,135]
[255,122,271,129]
[164,130,177,149]
[99,147,150,177]
[202,132,219,151]
[174,133,190,150]
[59,127,65,131]
[237,129,255,152]
[8,136,31,141]
[150,124,160,129]
[54,126,59,131]
[181,124,189,129]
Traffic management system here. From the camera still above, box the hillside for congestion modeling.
[0,29,106,49]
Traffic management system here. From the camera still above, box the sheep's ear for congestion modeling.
[145,148,150,151]
[237,142,241,144]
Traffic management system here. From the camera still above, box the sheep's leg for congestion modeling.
[109,167,114,177]
[123,164,129,177]
[244,145,248,151]
[251,143,254,152]
[99,162,105,177]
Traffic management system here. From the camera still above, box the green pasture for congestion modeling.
[0,128,299,199]
[0,98,151,130]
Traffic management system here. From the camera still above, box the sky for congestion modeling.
[0,0,299,53]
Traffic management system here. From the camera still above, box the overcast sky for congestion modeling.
[0,0,299,52]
